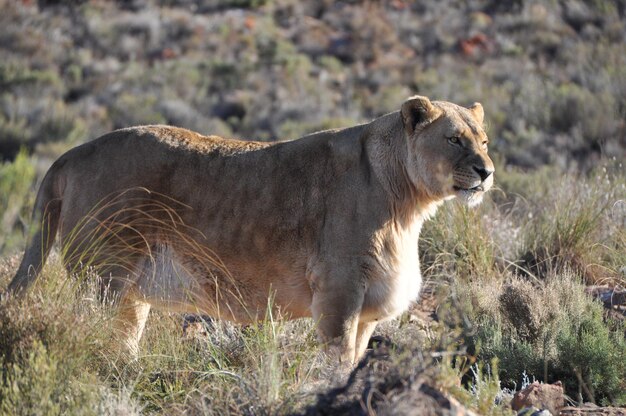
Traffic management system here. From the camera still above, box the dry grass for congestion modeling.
[0,256,327,415]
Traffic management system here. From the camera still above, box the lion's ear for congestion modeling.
[469,102,484,124]
[401,96,441,136]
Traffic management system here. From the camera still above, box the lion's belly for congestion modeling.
[226,260,314,321]
[134,244,313,321]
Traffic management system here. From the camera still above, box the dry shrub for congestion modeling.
[0,258,138,415]
[302,346,450,416]
[0,261,110,369]
[498,283,543,343]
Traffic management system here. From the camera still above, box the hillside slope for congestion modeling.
[1,0,624,169]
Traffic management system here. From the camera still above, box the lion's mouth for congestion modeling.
[454,184,484,193]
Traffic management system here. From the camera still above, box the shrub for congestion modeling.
[110,93,167,129]
[555,308,626,405]
[0,150,36,254]
[446,271,626,406]
[1,341,102,416]
[0,258,135,414]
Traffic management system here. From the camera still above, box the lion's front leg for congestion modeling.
[310,271,365,365]
[354,321,378,362]
[112,285,151,358]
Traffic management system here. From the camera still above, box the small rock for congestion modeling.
[511,381,564,416]
[559,405,626,415]
[585,286,626,309]
[517,407,553,416]
[182,314,209,339]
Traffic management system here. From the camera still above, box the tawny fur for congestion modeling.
[8,96,494,363]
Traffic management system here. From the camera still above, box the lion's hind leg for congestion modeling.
[110,244,227,358]
[94,261,151,359]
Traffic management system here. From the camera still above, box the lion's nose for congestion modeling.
[473,166,494,182]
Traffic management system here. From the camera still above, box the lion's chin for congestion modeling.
[453,187,485,207]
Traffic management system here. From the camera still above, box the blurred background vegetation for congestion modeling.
[0,0,625,413]
[1,0,624,252]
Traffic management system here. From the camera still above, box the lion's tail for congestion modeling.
[8,161,64,295]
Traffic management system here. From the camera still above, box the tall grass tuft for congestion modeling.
[506,162,626,284]
[420,200,502,281]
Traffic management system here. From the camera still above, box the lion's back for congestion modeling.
[112,125,271,155]
[52,125,271,190]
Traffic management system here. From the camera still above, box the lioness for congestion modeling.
[8,96,493,363]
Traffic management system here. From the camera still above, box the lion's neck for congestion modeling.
[364,112,442,227]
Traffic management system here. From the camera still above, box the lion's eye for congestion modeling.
[482,141,488,150]
[448,136,461,146]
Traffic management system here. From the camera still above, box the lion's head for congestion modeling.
[400,95,494,206]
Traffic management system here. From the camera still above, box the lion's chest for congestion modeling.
[361,226,422,322]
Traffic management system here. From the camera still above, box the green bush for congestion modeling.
[0,64,61,90]
[447,272,626,406]
[1,341,102,416]
[0,150,36,254]
[555,308,626,405]
[110,93,167,129]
